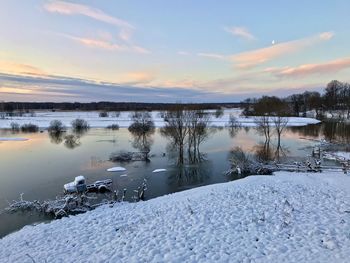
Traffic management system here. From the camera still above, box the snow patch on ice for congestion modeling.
[107,167,126,172]
[152,169,167,173]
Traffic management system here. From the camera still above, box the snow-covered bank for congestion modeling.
[0,109,320,129]
[1,172,349,263]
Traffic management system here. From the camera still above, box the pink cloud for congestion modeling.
[0,61,47,76]
[44,1,133,29]
[66,35,150,54]
[268,57,350,78]
[230,32,334,69]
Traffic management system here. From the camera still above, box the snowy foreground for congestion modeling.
[0,109,320,129]
[1,172,350,263]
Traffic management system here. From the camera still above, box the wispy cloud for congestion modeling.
[266,57,350,78]
[231,32,334,69]
[0,60,47,77]
[44,1,146,50]
[224,26,256,40]
[197,53,228,60]
[67,35,150,54]
[44,1,133,29]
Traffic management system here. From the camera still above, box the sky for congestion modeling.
[0,0,349,102]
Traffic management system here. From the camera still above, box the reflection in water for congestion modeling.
[48,131,65,144]
[254,143,274,162]
[288,122,350,144]
[228,127,241,138]
[167,162,212,190]
[64,134,81,149]
[128,111,155,160]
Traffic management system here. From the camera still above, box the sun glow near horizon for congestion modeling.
[0,0,349,102]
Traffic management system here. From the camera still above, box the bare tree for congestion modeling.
[273,116,289,160]
[255,116,271,145]
[161,105,190,164]
[187,110,211,163]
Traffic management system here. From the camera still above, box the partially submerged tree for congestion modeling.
[128,111,155,160]
[48,120,65,133]
[161,105,191,164]
[255,116,271,146]
[71,118,89,134]
[187,110,211,163]
[273,116,289,160]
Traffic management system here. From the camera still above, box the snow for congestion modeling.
[1,171,349,262]
[152,168,167,173]
[0,137,28,141]
[324,151,350,162]
[0,109,320,129]
[107,167,127,172]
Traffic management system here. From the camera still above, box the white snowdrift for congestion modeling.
[1,172,349,262]
[0,109,320,129]
[152,169,167,173]
[107,167,126,172]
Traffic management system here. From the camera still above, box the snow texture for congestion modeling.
[1,172,350,263]
[0,109,320,129]
[324,151,350,162]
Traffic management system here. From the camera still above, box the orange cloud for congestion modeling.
[68,36,150,54]
[0,61,47,76]
[0,86,33,94]
[230,32,334,69]
[118,71,155,85]
[224,26,256,40]
[268,57,350,78]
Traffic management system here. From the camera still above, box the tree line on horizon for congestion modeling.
[243,80,350,119]
[1,80,349,118]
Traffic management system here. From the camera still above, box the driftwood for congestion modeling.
[3,180,148,219]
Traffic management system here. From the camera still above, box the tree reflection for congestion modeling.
[128,111,155,160]
[254,143,274,162]
[167,161,212,190]
[64,134,81,149]
[48,131,65,144]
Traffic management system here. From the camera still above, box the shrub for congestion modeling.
[10,122,20,132]
[71,118,89,132]
[106,124,119,130]
[21,123,39,133]
[48,120,65,133]
[99,111,109,117]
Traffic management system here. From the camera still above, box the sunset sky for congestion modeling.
[0,0,349,102]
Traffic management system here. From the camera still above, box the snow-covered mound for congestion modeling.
[1,172,349,263]
[0,109,320,129]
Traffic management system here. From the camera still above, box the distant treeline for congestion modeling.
[0,101,244,112]
[243,80,350,119]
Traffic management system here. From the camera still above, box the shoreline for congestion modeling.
[1,171,349,262]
